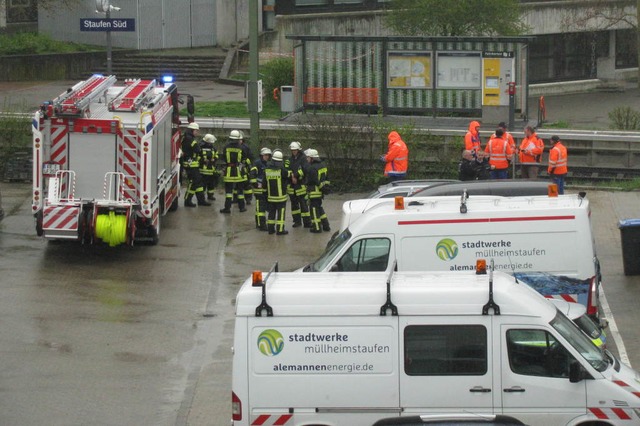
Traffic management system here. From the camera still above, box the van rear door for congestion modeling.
[497,322,587,424]
[399,316,494,415]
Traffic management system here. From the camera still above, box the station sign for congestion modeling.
[80,18,136,32]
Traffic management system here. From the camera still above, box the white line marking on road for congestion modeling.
[600,287,630,367]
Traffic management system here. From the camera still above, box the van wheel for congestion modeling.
[578,422,612,426]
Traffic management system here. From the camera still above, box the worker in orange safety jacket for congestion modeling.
[484,128,514,179]
[548,135,568,194]
[518,126,545,179]
[381,131,409,182]
[464,120,482,154]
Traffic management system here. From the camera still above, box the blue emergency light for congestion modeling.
[161,75,174,84]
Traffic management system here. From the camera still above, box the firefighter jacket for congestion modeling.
[519,133,544,164]
[240,143,255,182]
[221,140,251,183]
[548,142,568,175]
[199,142,218,175]
[251,158,269,195]
[285,152,307,196]
[464,121,482,153]
[305,159,330,199]
[383,131,409,177]
[265,161,290,203]
[485,135,514,170]
[181,130,201,168]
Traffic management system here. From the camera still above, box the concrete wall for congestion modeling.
[0,51,111,81]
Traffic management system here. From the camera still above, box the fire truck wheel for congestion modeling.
[35,211,44,236]
[169,194,179,212]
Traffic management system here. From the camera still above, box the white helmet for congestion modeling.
[203,134,216,143]
[260,147,272,156]
[289,141,302,150]
[187,122,200,130]
[306,148,319,159]
[272,151,284,162]
[229,129,243,140]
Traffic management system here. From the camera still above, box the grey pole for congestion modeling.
[106,5,112,75]
[248,0,260,147]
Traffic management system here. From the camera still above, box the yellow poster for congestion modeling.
[388,52,432,88]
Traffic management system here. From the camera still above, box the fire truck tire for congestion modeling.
[35,211,44,236]
[169,190,179,212]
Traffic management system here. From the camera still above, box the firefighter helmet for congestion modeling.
[203,134,216,143]
[187,122,200,130]
[260,147,272,156]
[229,129,243,140]
[306,149,319,159]
[289,141,302,150]
[272,151,284,162]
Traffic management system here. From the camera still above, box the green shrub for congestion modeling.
[609,106,640,131]
[0,116,31,176]
[261,57,294,96]
[0,32,97,55]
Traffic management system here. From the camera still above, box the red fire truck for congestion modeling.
[32,75,192,246]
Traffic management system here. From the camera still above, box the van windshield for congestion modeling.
[551,311,608,372]
[307,229,352,272]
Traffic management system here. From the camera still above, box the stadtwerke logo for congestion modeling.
[257,329,284,356]
[436,238,458,260]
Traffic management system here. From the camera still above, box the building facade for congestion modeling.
[272,0,638,83]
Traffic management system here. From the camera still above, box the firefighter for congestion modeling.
[252,147,272,231]
[199,133,219,201]
[304,149,331,234]
[286,141,310,228]
[548,135,568,194]
[265,150,290,235]
[238,131,255,205]
[181,122,211,207]
[484,128,514,180]
[219,129,251,213]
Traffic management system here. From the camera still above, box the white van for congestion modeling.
[303,194,602,319]
[232,268,639,426]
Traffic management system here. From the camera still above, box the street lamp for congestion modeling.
[95,0,120,75]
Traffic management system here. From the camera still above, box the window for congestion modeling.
[506,329,575,378]
[404,325,487,376]
[335,238,391,271]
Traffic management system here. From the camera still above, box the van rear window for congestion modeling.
[404,325,487,376]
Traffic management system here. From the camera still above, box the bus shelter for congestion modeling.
[286,35,533,120]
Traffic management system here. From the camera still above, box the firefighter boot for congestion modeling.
[322,218,331,232]
[207,193,216,201]
[196,192,211,206]
[238,200,247,213]
[184,195,196,208]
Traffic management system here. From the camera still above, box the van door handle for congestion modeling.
[503,386,525,393]
[469,386,491,393]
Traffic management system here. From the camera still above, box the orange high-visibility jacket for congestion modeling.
[548,142,568,175]
[485,136,514,170]
[464,121,481,152]
[384,131,409,176]
[519,133,545,163]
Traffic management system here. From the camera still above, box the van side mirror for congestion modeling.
[569,360,585,383]
[186,95,195,116]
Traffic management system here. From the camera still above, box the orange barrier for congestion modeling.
[303,87,378,105]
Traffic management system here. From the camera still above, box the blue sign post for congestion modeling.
[80,18,135,32]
